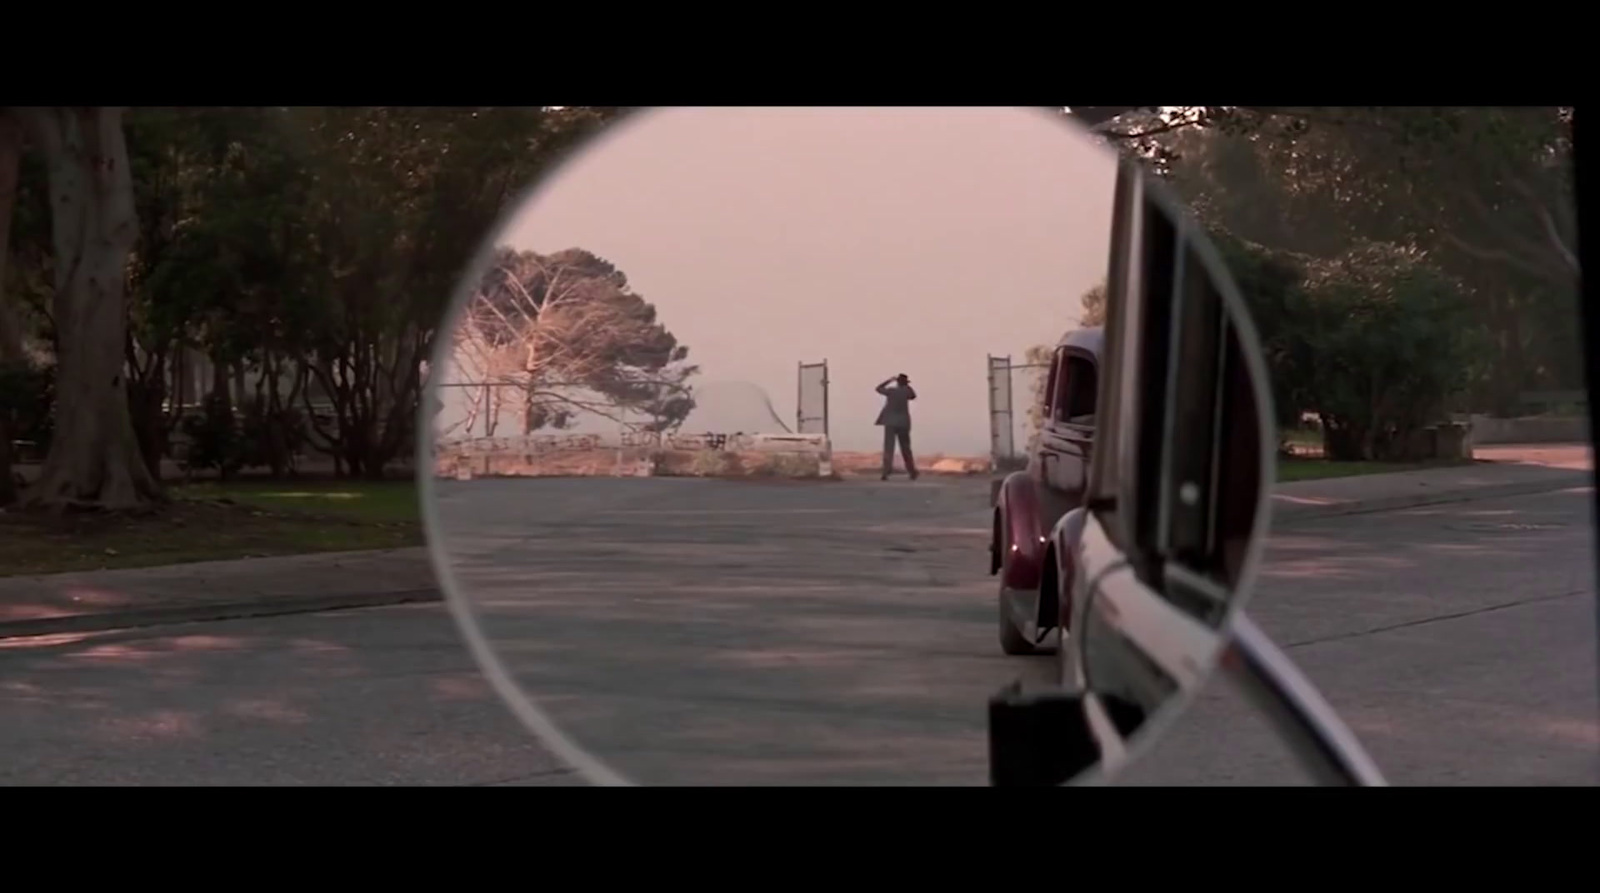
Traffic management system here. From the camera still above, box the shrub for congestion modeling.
[1212,229,1479,462]
[237,398,308,478]
[687,449,742,477]
[180,392,245,479]
[0,359,55,457]
[1299,242,1480,460]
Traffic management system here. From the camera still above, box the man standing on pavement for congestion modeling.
[875,373,918,481]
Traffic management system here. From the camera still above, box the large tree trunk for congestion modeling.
[18,108,160,511]
[0,111,24,506]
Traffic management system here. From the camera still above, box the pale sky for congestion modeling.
[443,107,1118,455]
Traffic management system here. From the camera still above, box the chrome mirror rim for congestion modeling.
[1222,612,1390,786]
[418,150,639,789]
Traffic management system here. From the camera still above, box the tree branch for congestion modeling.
[1442,230,1566,285]
[1504,174,1579,274]
[1066,107,1147,129]
[1447,183,1574,287]
[1100,117,1204,140]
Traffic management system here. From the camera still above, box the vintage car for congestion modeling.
[989,325,1101,655]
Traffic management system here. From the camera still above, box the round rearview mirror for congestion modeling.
[421,107,1275,786]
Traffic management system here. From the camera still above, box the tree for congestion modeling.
[1021,343,1053,454]
[1079,282,1106,327]
[1299,242,1480,460]
[1073,105,1576,287]
[1211,227,1479,461]
[1018,281,1106,450]
[121,107,249,479]
[0,113,60,507]
[0,111,24,505]
[281,108,627,478]
[457,245,698,434]
[634,379,696,434]
[1209,230,1317,438]
[13,108,159,511]
[1,106,635,497]
[128,107,627,479]
[1141,107,1578,416]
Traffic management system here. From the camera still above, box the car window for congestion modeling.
[1041,347,1063,421]
[1048,348,1072,422]
[1060,355,1097,425]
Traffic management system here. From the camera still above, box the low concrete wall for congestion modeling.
[434,432,834,480]
[1468,414,1590,446]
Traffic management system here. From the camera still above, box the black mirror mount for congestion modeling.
[987,683,1101,786]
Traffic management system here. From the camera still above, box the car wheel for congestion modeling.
[999,580,1038,656]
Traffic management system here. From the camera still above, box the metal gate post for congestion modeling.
[1004,359,1015,463]
[987,355,996,467]
[821,359,830,439]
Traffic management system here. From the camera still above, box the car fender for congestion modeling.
[994,470,1045,591]
[1047,506,1089,627]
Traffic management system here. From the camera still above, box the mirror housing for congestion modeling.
[987,683,1100,787]
[988,155,1275,786]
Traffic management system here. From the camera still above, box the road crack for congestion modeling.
[1282,587,1593,650]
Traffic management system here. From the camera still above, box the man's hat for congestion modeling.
[896,373,910,383]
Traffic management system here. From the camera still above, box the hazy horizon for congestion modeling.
[440,107,1119,455]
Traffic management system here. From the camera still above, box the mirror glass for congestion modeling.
[423,107,1274,785]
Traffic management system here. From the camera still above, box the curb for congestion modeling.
[0,587,441,641]
[1271,472,1592,527]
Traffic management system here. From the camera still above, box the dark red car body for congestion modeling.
[990,326,1102,654]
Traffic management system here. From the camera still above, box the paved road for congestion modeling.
[5,478,1594,785]
[1125,483,1600,786]
[432,476,1027,785]
[429,476,1599,786]
[0,604,575,786]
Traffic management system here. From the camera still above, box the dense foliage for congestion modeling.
[0,106,629,505]
[0,106,1581,506]
[1069,106,1578,458]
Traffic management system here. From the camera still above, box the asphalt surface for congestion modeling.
[4,477,1595,785]
[432,476,1026,785]
[1124,483,1600,786]
[431,476,1598,786]
[0,604,576,786]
